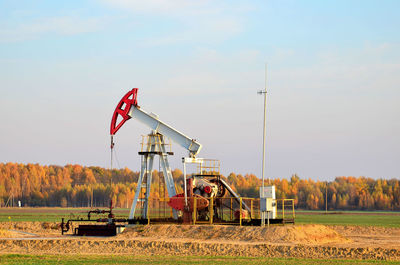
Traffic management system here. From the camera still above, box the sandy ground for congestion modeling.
[0,222,399,260]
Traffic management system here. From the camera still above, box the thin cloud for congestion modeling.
[100,0,251,45]
[101,0,220,17]
[140,16,244,46]
[0,16,104,43]
[272,43,400,94]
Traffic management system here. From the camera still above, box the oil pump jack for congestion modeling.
[110,88,251,224]
[60,88,288,235]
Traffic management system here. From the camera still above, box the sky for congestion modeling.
[0,0,399,180]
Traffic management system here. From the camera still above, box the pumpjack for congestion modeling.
[110,88,252,224]
[59,88,293,236]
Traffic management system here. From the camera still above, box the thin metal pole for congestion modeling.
[239,198,242,226]
[110,136,114,186]
[110,136,114,208]
[258,64,268,226]
[183,162,187,207]
[262,65,268,187]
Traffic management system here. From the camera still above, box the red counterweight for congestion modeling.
[110,88,138,135]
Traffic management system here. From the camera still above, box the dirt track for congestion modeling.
[0,223,399,260]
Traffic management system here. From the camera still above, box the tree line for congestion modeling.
[0,163,399,210]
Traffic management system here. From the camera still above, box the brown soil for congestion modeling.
[330,225,400,250]
[0,222,399,261]
[0,229,14,237]
[119,224,350,245]
[0,222,60,236]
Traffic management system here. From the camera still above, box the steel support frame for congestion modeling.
[129,133,178,220]
[182,157,204,207]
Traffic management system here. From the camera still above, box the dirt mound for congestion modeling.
[1,238,398,260]
[0,229,13,237]
[0,222,59,236]
[0,222,399,260]
[331,225,400,250]
[119,224,349,244]
[0,228,34,238]
[332,225,400,236]
[279,225,351,244]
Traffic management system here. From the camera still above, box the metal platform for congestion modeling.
[127,217,295,226]
[242,218,295,226]
[138,151,174,155]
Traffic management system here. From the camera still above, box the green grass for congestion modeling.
[0,208,129,222]
[296,210,400,214]
[294,212,400,227]
[0,254,397,265]
[0,208,399,228]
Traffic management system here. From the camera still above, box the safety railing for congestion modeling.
[140,134,172,153]
[196,159,221,175]
[275,199,295,219]
[132,197,295,225]
[133,198,174,220]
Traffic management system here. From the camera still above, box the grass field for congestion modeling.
[0,254,398,265]
[0,208,399,227]
[294,211,400,227]
[0,208,130,222]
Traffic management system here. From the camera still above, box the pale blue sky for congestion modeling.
[1,0,399,180]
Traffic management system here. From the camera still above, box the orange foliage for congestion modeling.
[0,163,399,210]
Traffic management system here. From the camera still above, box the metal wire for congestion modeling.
[112,148,121,169]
